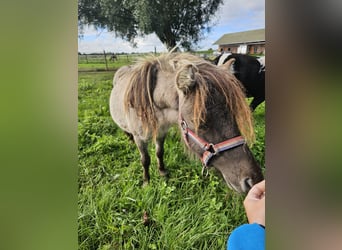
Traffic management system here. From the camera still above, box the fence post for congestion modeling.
[103,50,108,71]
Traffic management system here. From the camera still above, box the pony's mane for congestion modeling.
[123,52,255,144]
[123,54,174,137]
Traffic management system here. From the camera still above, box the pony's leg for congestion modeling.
[156,136,168,177]
[134,138,151,186]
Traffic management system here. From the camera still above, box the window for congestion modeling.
[254,46,257,54]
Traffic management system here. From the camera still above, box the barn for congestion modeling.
[213,29,265,55]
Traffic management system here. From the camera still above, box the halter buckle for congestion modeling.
[205,143,217,155]
[180,120,188,131]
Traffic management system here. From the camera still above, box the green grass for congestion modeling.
[78,66,265,249]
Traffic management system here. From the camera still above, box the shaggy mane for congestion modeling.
[123,53,255,144]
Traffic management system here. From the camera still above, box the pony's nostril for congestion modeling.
[241,178,254,193]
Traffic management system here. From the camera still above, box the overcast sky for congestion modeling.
[78,0,265,54]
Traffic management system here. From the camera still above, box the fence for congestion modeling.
[78,53,136,64]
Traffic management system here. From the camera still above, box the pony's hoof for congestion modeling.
[159,169,169,177]
[142,180,149,187]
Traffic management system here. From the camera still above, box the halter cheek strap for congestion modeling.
[180,118,246,167]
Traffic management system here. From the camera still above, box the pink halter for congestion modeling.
[179,116,246,167]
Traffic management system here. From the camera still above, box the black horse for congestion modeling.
[110,54,118,61]
[213,53,265,111]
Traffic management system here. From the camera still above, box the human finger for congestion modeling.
[246,180,265,200]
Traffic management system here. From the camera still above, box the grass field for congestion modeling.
[78,61,265,249]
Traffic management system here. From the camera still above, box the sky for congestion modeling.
[78,0,265,54]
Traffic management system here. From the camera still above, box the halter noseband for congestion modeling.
[179,116,246,172]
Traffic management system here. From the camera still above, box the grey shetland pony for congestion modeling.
[109,53,263,193]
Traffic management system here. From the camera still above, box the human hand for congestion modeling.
[243,180,265,226]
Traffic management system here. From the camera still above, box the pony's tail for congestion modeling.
[124,61,159,138]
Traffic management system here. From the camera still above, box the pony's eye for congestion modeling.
[199,123,208,130]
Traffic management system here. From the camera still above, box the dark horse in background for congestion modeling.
[110,54,118,61]
[213,53,265,111]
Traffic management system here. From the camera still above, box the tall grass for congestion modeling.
[78,68,265,249]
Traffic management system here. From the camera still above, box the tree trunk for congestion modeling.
[165,40,177,51]
[156,29,177,51]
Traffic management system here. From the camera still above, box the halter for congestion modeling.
[179,115,246,175]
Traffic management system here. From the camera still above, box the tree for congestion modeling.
[78,0,223,51]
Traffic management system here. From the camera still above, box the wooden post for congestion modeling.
[85,54,88,64]
[103,50,108,71]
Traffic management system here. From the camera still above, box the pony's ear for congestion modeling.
[219,58,235,71]
[176,64,197,94]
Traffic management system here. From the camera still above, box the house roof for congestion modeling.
[213,29,265,45]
